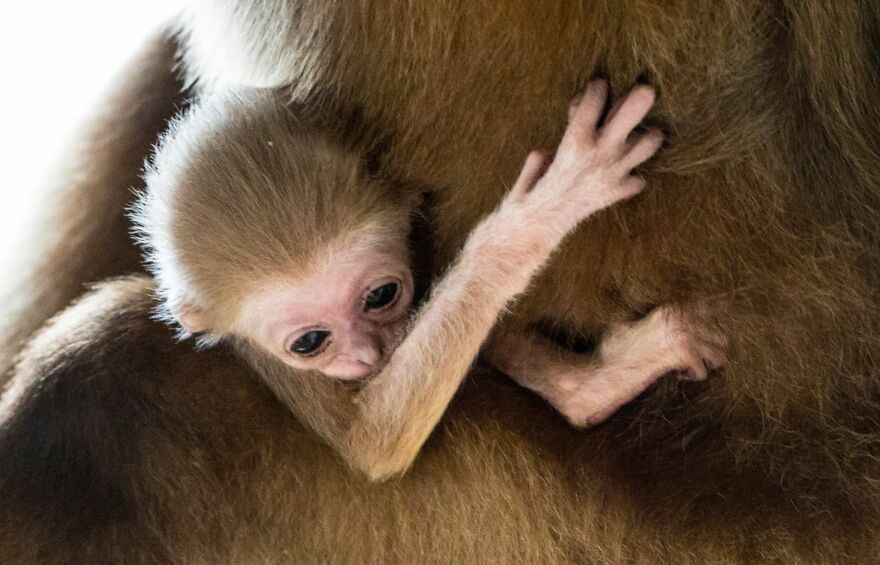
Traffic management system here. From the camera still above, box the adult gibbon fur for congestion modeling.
[1,1,879,561]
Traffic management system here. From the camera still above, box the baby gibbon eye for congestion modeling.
[290,330,331,356]
[364,282,400,311]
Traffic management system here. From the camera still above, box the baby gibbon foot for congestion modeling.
[486,305,727,428]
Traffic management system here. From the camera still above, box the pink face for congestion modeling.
[240,242,414,381]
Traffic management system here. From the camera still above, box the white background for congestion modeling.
[0,2,179,267]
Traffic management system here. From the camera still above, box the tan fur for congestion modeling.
[1,1,879,561]
[133,89,658,480]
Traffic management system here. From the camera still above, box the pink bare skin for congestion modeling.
[485,305,727,428]
[240,239,415,381]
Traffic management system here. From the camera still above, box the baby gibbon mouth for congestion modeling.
[335,369,378,387]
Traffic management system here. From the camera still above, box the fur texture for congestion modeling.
[3,277,873,563]
[1,1,879,561]
[177,0,880,536]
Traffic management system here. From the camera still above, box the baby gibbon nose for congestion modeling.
[346,334,382,368]
[326,327,384,379]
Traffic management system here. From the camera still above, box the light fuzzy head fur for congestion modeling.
[131,90,411,343]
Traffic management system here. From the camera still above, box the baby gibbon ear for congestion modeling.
[176,303,210,334]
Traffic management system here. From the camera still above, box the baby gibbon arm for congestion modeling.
[343,83,663,480]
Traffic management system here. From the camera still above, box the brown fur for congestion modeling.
[181,0,880,536]
[6,277,876,563]
[2,1,880,561]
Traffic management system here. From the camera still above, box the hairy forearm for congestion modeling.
[346,206,560,480]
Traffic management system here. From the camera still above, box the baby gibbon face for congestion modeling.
[238,240,414,381]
